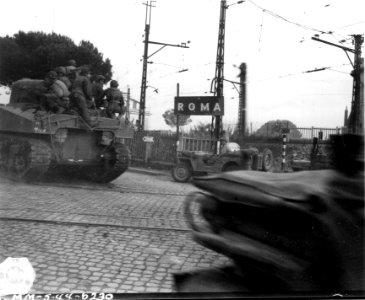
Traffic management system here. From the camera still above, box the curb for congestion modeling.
[127,167,169,177]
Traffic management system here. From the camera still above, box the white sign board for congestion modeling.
[142,136,154,143]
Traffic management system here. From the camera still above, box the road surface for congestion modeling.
[0,169,230,294]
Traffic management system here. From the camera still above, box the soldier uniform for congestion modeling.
[55,66,72,90]
[40,71,67,113]
[103,80,125,118]
[71,66,93,125]
[91,75,105,109]
[65,59,78,85]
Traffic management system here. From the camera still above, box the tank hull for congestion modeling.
[0,102,133,183]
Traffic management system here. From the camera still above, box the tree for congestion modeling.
[254,120,302,138]
[0,31,113,85]
[188,122,212,138]
[162,109,192,128]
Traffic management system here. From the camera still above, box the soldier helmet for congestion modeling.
[110,80,119,88]
[55,66,66,75]
[67,59,77,67]
[46,71,58,80]
[79,66,90,76]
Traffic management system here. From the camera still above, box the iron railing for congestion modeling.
[295,127,342,140]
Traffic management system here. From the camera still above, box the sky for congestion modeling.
[0,0,364,131]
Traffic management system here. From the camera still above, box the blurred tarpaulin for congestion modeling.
[176,134,364,293]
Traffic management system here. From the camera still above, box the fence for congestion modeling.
[127,126,342,165]
[178,136,215,152]
[251,124,343,140]
[295,127,342,140]
[127,130,177,164]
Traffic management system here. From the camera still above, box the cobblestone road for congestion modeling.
[0,170,230,294]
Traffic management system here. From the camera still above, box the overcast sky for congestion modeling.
[0,0,364,130]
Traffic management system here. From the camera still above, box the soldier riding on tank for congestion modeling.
[40,71,70,114]
[70,66,94,125]
[102,80,125,119]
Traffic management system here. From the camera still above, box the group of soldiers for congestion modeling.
[41,59,125,126]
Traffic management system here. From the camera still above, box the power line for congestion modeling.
[149,62,185,69]
[147,61,214,81]
[336,21,364,31]
[258,9,264,52]
[247,63,351,83]
[247,0,331,34]
[327,68,352,75]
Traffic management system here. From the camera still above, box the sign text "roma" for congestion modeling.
[174,96,224,116]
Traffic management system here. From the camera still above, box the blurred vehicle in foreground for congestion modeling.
[175,134,364,295]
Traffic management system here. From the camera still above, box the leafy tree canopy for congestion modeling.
[162,109,192,128]
[0,31,112,85]
[254,120,302,138]
[188,122,212,138]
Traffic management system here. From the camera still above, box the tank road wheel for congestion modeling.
[262,148,274,172]
[86,144,130,183]
[172,162,192,182]
[0,137,51,181]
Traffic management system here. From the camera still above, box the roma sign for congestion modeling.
[174,96,224,116]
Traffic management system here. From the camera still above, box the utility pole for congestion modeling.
[126,87,131,122]
[312,34,364,135]
[238,63,247,139]
[348,35,363,135]
[210,0,244,152]
[211,0,227,154]
[139,1,155,132]
[138,1,189,131]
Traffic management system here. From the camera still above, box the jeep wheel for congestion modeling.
[262,148,274,172]
[172,162,192,182]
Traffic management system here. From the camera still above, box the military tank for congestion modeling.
[0,79,134,183]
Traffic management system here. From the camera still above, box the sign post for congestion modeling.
[143,136,154,163]
[176,83,180,158]
[281,128,290,171]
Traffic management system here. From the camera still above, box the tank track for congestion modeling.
[0,134,51,181]
[86,143,130,183]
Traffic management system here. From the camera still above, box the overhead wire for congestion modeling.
[149,62,185,69]
[336,21,364,31]
[258,9,264,52]
[247,0,331,34]
[327,68,352,75]
[242,63,352,83]
[147,60,214,82]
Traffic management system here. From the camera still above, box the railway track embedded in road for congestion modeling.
[0,176,192,197]
[0,175,201,232]
[0,208,193,232]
